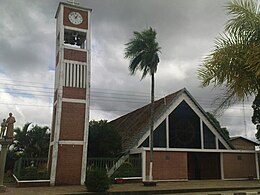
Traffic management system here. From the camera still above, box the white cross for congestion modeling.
[67,0,79,5]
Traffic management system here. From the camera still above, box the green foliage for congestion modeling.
[85,168,110,192]
[198,0,260,109]
[124,27,161,79]
[88,120,122,158]
[13,157,49,180]
[206,112,230,139]
[18,165,49,180]
[112,162,139,178]
[252,93,260,140]
[6,123,50,172]
[22,166,38,177]
[11,123,50,158]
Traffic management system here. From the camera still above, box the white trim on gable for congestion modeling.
[131,147,256,154]
[135,92,185,148]
[134,91,231,151]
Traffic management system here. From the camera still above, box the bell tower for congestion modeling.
[49,2,91,185]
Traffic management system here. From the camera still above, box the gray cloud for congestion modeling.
[0,0,257,141]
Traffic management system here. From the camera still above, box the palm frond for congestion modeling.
[125,27,161,80]
[198,29,259,109]
[225,0,260,39]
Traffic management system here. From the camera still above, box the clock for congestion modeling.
[68,12,83,25]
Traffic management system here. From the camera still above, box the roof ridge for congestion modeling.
[109,88,184,124]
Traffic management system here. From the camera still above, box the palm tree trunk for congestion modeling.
[149,73,154,181]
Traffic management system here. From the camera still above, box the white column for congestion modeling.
[220,152,224,180]
[81,10,92,185]
[142,150,146,181]
[216,137,219,149]
[255,152,259,180]
[166,116,169,148]
[50,5,65,185]
[200,119,204,149]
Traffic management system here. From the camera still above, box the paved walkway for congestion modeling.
[2,180,260,194]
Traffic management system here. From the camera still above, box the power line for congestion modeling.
[0,90,253,110]
[0,79,254,112]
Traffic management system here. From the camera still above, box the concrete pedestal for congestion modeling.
[0,139,12,192]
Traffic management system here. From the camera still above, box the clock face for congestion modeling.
[68,12,83,25]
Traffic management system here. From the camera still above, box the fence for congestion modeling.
[13,157,49,180]
[87,155,142,178]
[13,156,141,180]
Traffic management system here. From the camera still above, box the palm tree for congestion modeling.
[198,0,260,109]
[125,27,161,181]
[11,123,50,157]
[11,123,32,154]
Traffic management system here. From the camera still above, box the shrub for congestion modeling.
[113,162,137,178]
[85,168,110,192]
[19,166,38,180]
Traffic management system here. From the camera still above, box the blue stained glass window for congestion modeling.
[203,122,216,149]
[140,120,166,148]
[169,101,201,148]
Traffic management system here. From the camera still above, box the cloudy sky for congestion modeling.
[0,0,257,141]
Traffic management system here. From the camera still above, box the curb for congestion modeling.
[67,186,260,195]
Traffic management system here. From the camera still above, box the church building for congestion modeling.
[110,88,259,181]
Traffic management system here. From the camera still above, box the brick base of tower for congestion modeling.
[49,94,87,185]
[56,145,83,185]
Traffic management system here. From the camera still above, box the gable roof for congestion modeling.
[230,136,259,146]
[110,88,233,153]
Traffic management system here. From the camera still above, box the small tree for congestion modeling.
[206,112,230,140]
[88,120,122,158]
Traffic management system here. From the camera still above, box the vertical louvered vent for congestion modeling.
[64,62,87,88]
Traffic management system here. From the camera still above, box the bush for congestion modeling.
[85,168,110,192]
[112,162,138,178]
[18,166,49,180]
[19,166,38,180]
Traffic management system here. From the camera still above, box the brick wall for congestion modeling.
[60,102,85,140]
[63,87,86,99]
[223,153,256,179]
[64,48,87,62]
[55,144,83,185]
[146,151,187,180]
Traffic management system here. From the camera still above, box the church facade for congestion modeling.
[111,88,259,180]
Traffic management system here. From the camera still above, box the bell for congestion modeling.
[76,41,81,46]
[69,37,75,45]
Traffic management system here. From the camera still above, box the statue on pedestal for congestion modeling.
[5,113,16,139]
[0,119,6,139]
